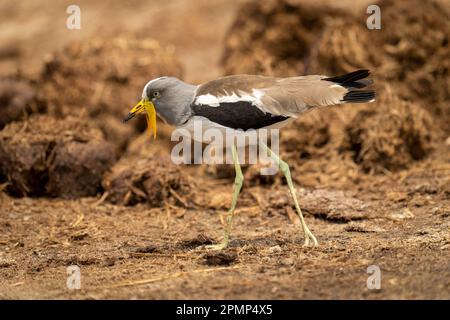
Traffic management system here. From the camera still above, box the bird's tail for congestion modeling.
[324,69,375,103]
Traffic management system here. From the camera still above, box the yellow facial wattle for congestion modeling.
[143,100,157,139]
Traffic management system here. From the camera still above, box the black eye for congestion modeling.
[153,91,160,98]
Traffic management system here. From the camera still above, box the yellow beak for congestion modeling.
[123,99,157,139]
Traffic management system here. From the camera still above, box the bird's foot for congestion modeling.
[303,227,318,247]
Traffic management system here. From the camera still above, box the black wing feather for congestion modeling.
[192,101,289,130]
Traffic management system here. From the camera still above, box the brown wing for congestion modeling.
[196,74,279,96]
[195,74,350,117]
[261,76,348,116]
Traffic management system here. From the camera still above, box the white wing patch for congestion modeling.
[195,93,221,107]
[195,89,266,108]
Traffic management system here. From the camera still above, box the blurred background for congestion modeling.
[0,0,378,82]
[0,0,449,299]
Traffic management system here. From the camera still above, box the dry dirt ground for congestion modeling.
[0,0,449,300]
[1,162,449,299]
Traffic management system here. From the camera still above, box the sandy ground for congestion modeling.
[0,0,449,299]
[1,150,449,299]
[1,168,449,299]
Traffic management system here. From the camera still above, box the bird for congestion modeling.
[123,69,375,249]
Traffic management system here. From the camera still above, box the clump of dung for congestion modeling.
[0,78,38,129]
[308,0,450,132]
[103,153,193,207]
[36,36,184,152]
[221,0,343,76]
[281,114,330,160]
[0,115,116,197]
[308,18,381,75]
[380,0,450,129]
[223,0,450,133]
[342,91,435,173]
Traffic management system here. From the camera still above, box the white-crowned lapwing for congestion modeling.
[124,69,375,249]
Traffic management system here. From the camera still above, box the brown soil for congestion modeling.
[1,169,449,299]
[0,0,449,300]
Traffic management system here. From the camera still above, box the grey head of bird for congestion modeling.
[123,76,197,138]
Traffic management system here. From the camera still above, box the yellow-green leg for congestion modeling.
[260,142,318,247]
[206,144,243,250]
